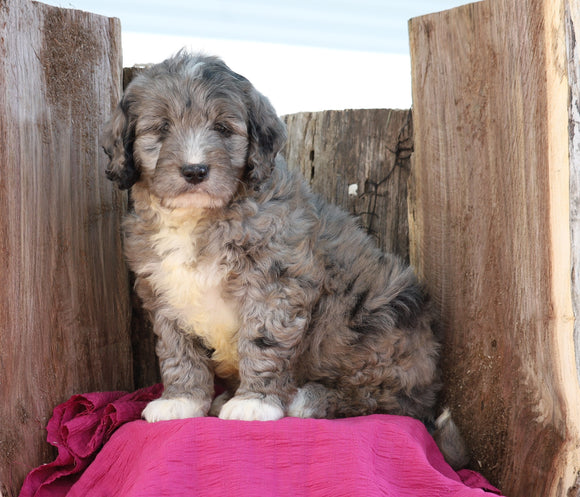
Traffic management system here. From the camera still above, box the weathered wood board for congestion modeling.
[0,1,133,495]
[283,109,412,261]
[409,0,580,495]
[568,0,580,399]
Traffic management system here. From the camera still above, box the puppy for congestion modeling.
[103,51,467,469]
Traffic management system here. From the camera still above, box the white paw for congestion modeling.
[218,397,284,421]
[288,388,317,418]
[142,397,209,423]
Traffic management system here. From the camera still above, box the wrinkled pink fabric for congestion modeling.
[20,386,505,497]
[19,385,163,497]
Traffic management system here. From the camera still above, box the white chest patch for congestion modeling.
[146,218,240,378]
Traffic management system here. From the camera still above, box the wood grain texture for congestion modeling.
[409,1,580,495]
[568,0,580,388]
[0,1,133,495]
[283,109,412,260]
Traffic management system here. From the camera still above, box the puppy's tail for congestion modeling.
[432,408,470,470]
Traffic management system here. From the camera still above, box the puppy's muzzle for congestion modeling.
[181,163,209,184]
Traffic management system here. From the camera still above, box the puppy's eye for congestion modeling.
[142,121,171,136]
[159,121,171,134]
[213,123,233,138]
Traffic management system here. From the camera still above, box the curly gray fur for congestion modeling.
[102,50,467,469]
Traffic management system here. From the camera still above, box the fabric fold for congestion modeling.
[20,386,504,497]
[19,384,163,497]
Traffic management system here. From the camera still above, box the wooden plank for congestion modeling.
[568,0,580,389]
[409,1,580,495]
[283,109,412,260]
[0,2,133,495]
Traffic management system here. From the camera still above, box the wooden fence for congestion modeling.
[0,1,133,495]
[283,110,412,261]
[1,0,580,496]
[409,0,580,495]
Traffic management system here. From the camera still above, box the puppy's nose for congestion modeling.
[181,163,209,184]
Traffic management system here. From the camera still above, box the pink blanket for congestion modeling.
[20,386,505,497]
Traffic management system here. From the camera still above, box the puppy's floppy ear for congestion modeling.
[245,87,287,186]
[102,97,140,190]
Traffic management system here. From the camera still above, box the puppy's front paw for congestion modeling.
[218,396,284,421]
[142,397,209,422]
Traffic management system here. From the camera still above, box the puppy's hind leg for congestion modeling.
[288,382,339,419]
[208,390,234,417]
[142,315,215,422]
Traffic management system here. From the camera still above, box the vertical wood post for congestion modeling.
[0,1,133,494]
[283,109,412,260]
[409,1,580,495]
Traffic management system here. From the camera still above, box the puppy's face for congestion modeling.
[103,53,286,209]
[130,70,249,210]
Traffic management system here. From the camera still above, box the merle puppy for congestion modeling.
[103,51,467,469]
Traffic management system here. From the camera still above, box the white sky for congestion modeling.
[122,33,413,114]
[44,0,469,114]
